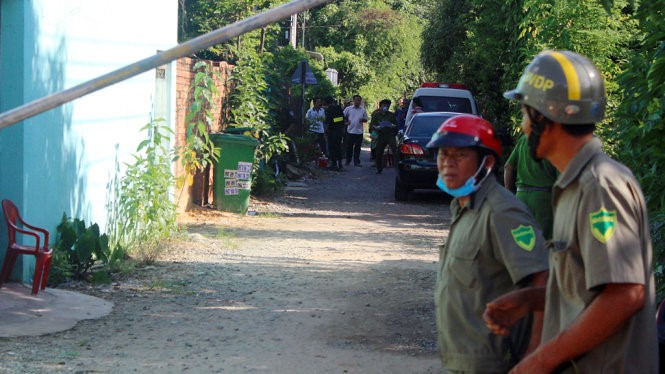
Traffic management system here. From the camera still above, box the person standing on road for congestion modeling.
[504,133,558,239]
[370,99,397,174]
[396,98,409,132]
[343,94,368,167]
[324,96,346,171]
[306,97,327,158]
[427,114,549,373]
[484,50,658,373]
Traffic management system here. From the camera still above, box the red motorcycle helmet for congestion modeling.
[426,114,502,157]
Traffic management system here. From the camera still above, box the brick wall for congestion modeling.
[175,57,234,208]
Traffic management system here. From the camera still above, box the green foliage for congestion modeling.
[113,119,179,262]
[251,162,286,197]
[421,0,634,132]
[179,0,289,60]
[291,132,320,165]
[228,45,334,187]
[180,61,221,188]
[47,249,72,286]
[609,0,665,297]
[307,0,428,105]
[52,214,111,280]
[229,48,270,129]
[421,0,664,295]
[318,47,372,100]
[227,47,285,181]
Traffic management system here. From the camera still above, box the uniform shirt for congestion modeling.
[507,135,558,239]
[369,110,397,139]
[343,105,368,134]
[506,135,558,188]
[325,104,345,131]
[395,107,408,131]
[435,177,549,372]
[543,137,658,373]
[306,107,326,133]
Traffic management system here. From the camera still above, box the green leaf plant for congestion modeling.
[53,214,110,280]
[179,61,221,193]
[114,118,179,263]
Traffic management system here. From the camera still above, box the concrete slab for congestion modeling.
[0,282,113,337]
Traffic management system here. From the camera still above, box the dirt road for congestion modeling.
[0,150,452,373]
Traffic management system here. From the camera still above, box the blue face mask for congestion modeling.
[436,175,476,197]
[436,156,491,198]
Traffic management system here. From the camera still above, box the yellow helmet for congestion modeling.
[504,50,606,124]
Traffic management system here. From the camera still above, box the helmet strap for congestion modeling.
[472,155,493,187]
[436,155,493,198]
[525,106,550,161]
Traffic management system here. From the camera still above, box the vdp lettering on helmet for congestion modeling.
[523,72,554,92]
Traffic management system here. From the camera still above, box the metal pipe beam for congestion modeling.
[0,0,331,130]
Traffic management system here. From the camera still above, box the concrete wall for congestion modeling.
[0,0,178,282]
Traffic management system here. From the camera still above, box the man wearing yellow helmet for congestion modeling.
[484,50,658,373]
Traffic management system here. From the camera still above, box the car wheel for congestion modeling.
[394,178,409,201]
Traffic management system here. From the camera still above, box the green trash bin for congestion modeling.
[224,127,258,138]
[210,133,259,214]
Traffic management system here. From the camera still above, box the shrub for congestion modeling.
[49,213,124,285]
[108,118,179,263]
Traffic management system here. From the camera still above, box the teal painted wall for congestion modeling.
[0,0,177,283]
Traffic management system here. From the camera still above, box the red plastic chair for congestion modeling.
[0,199,53,295]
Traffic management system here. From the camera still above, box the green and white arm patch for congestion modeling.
[511,225,536,252]
[589,207,617,244]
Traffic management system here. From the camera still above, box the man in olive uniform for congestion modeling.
[370,99,397,174]
[484,50,658,373]
[504,134,558,239]
[427,114,549,373]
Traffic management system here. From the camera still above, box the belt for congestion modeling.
[516,186,551,192]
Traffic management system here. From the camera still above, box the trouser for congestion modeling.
[345,133,363,165]
[327,127,344,165]
[310,131,327,157]
[370,130,378,160]
[375,134,397,172]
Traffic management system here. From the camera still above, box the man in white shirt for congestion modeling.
[306,97,327,157]
[343,94,368,166]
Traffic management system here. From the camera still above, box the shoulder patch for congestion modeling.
[589,208,617,244]
[511,225,536,251]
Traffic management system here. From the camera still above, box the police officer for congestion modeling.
[484,50,658,373]
[324,96,346,171]
[428,114,549,373]
[370,99,397,174]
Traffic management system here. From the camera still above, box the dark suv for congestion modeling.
[394,112,460,201]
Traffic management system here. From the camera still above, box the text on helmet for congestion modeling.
[523,71,554,92]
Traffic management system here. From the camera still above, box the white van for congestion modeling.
[404,83,478,126]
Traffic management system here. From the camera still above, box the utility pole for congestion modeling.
[301,13,306,49]
[289,14,297,48]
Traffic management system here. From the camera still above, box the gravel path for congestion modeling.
[0,149,452,373]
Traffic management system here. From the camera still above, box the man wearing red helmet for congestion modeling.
[484,51,658,373]
[427,114,549,373]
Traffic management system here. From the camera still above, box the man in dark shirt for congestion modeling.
[324,96,346,171]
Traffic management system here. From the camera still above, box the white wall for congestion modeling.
[23,0,178,229]
[0,0,177,281]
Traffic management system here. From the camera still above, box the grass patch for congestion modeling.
[216,228,239,250]
[147,279,190,294]
[259,212,281,218]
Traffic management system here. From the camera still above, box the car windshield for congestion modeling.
[407,115,453,137]
[415,96,472,113]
